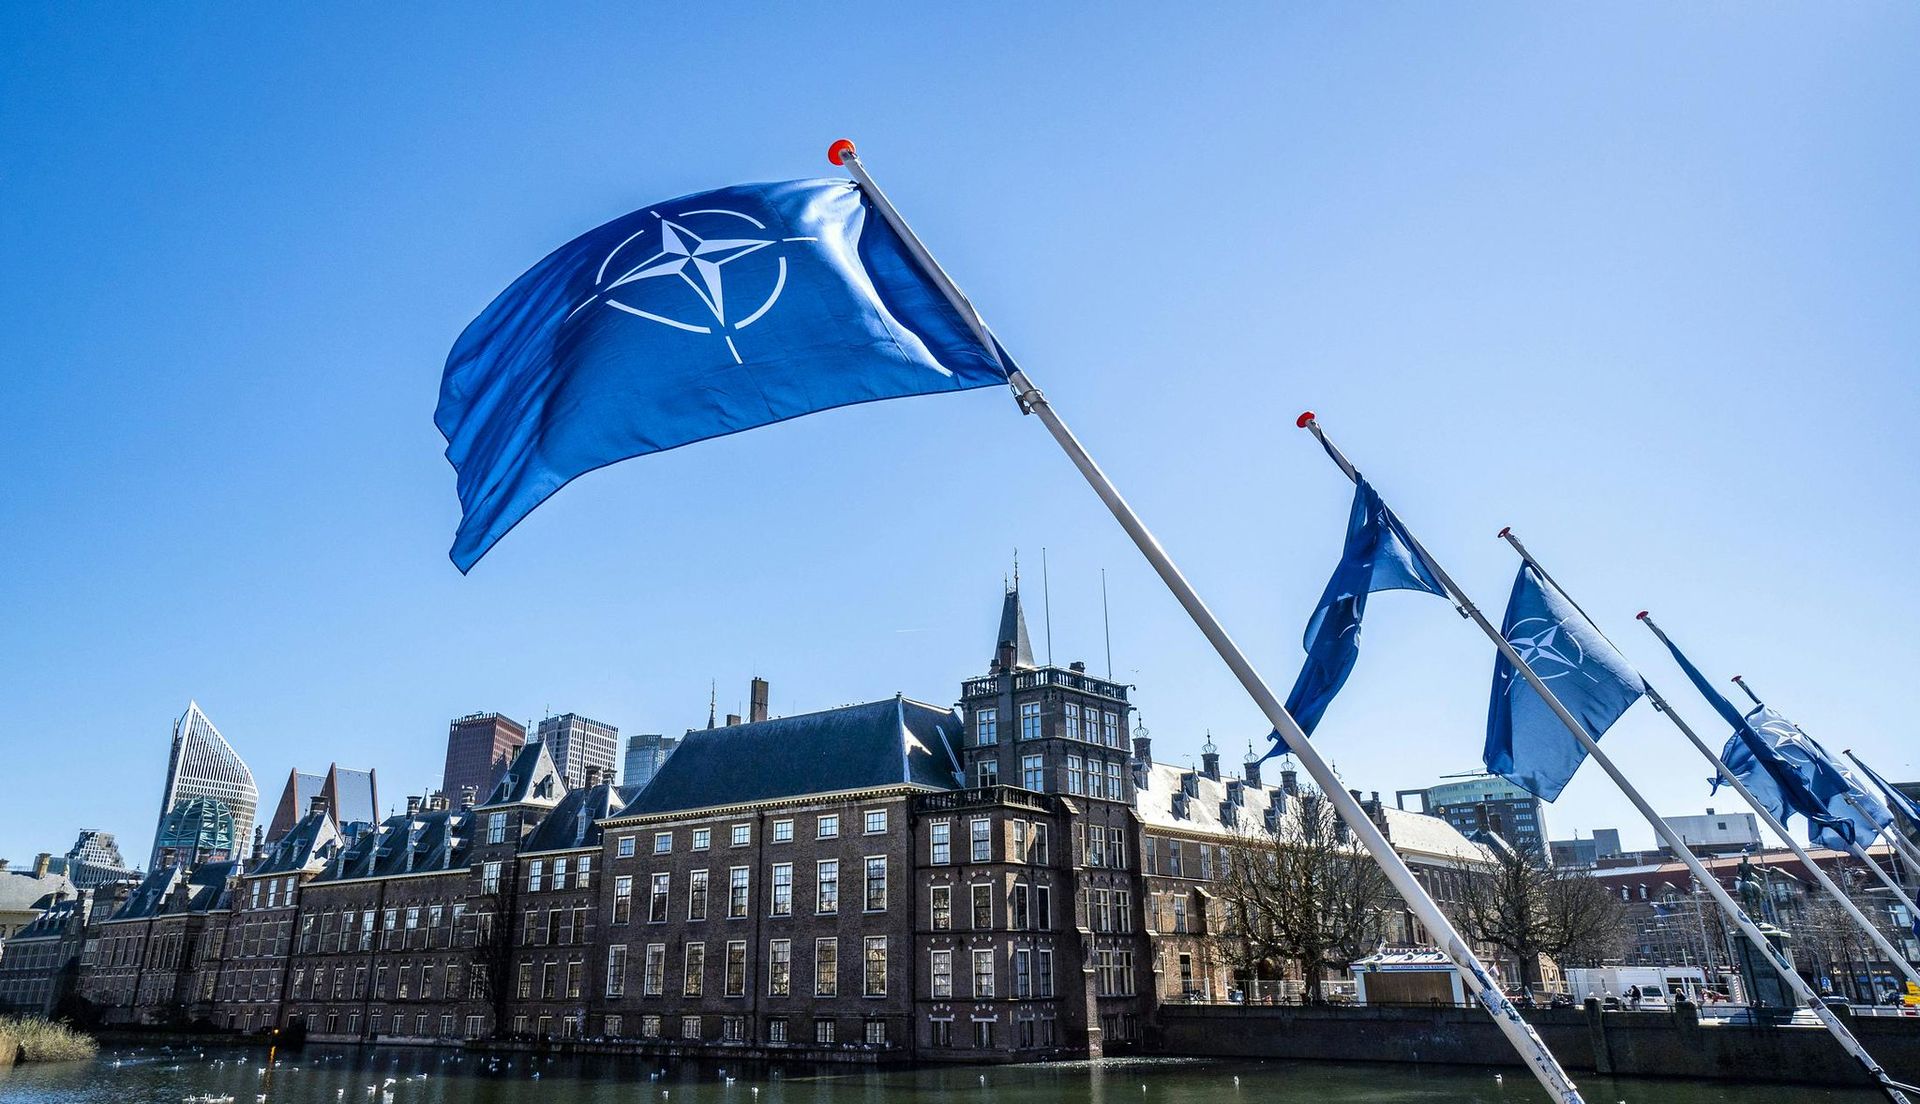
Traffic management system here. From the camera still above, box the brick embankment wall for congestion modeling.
[1151,1001,1920,1087]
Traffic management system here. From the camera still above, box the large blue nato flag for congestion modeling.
[437,178,1008,571]
[1653,630,1888,849]
[1276,477,1445,747]
[1485,565,1645,800]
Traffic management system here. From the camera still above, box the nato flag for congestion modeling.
[1277,477,1445,746]
[1485,565,1645,801]
[1745,710,1892,851]
[437,179,1008,571]
[1851,752,1920,830]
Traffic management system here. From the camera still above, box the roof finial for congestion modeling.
[1012,548,1019,593]
[707,681,717,730]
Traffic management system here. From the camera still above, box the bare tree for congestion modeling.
[1215,785,1394,1003]
[1450,842,1624,993]
[466,891,516,1035]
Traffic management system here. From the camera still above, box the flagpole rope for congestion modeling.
[832,140,1587,1104]
[1302,413,1913,1103]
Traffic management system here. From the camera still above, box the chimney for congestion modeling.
[1243,756,1263,788]
[1201,738,1221,781]
[308,794,330,819]
[1132,734,1152,764]
[584,764,601,788]
[1281,768,1299,797]
[406,795,422,817]
[726,713,742,727]
[749,678,770,723]
[1069,660,1086,673]
[34,852,52,878]
[460,786,478,810]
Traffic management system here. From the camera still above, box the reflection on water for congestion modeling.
[0,1045,1883,1104]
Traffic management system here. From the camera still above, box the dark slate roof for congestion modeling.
[106,861,237,920]
[312,807,472,884]
[10,893,88,941]
[996,587,1036,670]
[621,696,962,818]
[0,868,75,913]
[250,809,344,877]
[522,780,633,854]
[480,741,564,808]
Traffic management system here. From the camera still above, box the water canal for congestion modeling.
[0,1045,1883,1104]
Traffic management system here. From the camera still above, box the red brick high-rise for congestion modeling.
[441,712,526,809]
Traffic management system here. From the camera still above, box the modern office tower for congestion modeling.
[441,712,527,809]
[149,701,258,869]
[60,830,137,886]
[265,764,380,840]
[1397,772,1549,861]
[537,712,620,789]
[620,732,680,790]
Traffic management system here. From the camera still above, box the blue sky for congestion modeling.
[3,4,1916,866]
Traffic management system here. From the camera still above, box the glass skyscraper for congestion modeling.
[149,701,258,868]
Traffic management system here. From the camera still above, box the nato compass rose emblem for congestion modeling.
[564,207,819,365]
[1501,618,1598,694]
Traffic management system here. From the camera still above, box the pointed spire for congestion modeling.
[992,579,1037,673]
[707,681,717,730]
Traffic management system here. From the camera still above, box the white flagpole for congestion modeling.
[825,139,1587,1104]
[1732,676,1920,876]
[1298,413,1914,1103]
[1503,600,1920,993]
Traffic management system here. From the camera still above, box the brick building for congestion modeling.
[0,890,97,1015]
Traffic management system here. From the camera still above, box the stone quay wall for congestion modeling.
[1152,1001,1920,1087]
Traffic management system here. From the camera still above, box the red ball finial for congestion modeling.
[1635,610,1649,620]
[828,139,857,166]
[1497,526,1512,539]
[1295,411,1316,429]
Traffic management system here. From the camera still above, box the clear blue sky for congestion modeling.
[3,4,1916,866]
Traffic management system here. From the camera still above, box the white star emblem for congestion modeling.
[1503,617,1596,693]
[564,207,820,365]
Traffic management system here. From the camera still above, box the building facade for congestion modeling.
[441,712,527,810]
[150,701,259,869]
[1399,773,1548,860]
[538,713,620,790]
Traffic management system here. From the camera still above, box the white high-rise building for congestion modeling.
[538,713,619,790]
[150,701,258,868]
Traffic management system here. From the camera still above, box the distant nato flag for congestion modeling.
[1485,564,1645,801]
[437,178,1008,571]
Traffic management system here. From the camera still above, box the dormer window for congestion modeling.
[1180,772,1199,799]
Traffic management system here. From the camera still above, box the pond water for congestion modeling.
[0,1045,1884,1104]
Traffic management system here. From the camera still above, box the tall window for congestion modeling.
[771,863,793,916]
[729,867,750,918]
[683,943,705,996]
[816,859,839,913]
[1033,824,1049,865]
[1014,949,1032,998]
[643,944,666,996]
[930,821,951,865]
[931,949,954,997]
[688,869,709,921]
[1012,820,1028,862]
[1067,755,1085,795]
[815,938,838,997]
[976,708,998,745]
[487,813,505,845]
[1037,948,1054,997]
[1012,883,1031,930]
[1104,710,1121,747]
[972,884,992,929]
[649,873,670,923]
[725,941,747,996]
[1037,884,1052,930]
[1106,762,1124,800]
[577,855,592,889]
[971,818,991,862]
[768,939,791,996]
[1063,702,1080,741]
[931,885,952,931]
[971,949,995,998]
[1109,827,1128,870]
[864,856,888,912]
[1021,754,1045,791]
[976,760,998,787]
[1020,702,1042,740]
[612,876,633,924]
[528,861,544,892]
[863,936,888,996]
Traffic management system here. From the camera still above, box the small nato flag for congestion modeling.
[437,178,1008,571]
[1275,477,1445,752]
[1485,564,1644,801]
[1747,711,1891,851]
